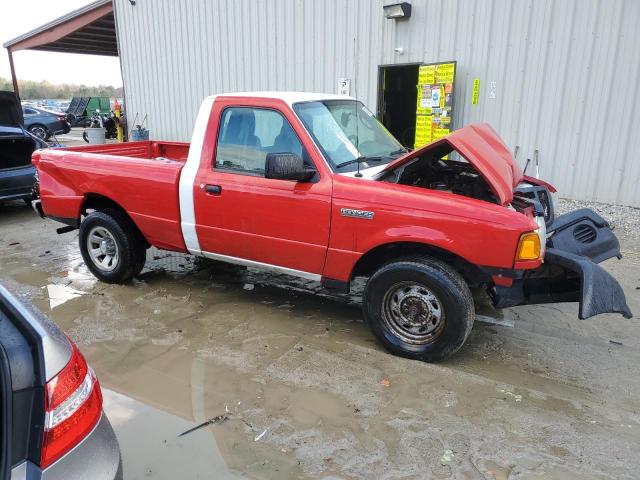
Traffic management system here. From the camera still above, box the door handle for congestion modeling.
[205,184,222,195]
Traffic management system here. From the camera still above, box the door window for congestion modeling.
[23,108,38,115]
[215,107,306,175]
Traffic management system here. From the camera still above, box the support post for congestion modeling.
[7,48,19,97]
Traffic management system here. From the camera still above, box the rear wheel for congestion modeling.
[28,124,49,141]
[363,257,474,362]
[79,209,146,283]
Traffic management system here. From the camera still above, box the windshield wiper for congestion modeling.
[336,148,407,170]
[389,147,408,156]
[335,156,384,169]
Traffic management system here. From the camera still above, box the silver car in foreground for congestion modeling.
[0,284,121,479]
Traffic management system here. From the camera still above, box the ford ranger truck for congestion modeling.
[31,92,632,362]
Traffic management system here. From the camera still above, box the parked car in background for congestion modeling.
[1,91,46,203]
[0,283,122,479]
[21,105,70,140]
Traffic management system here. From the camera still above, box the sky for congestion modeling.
[0,0,122,87]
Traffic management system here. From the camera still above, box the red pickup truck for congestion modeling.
[32,92,631,361]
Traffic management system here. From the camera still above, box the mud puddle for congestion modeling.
[103,388,245,479]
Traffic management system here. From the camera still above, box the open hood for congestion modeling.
[0,91,24,126]
[381,123,523,205]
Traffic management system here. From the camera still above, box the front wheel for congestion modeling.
[79,209,146,283]
[363,257,474,362]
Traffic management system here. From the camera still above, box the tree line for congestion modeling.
[0,77,123,99]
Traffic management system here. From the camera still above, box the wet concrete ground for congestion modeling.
[1,201,639,479]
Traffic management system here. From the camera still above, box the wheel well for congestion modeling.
[82,194,150,248]
[351,242,487,286]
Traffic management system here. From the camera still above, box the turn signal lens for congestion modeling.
[516,232,541,261]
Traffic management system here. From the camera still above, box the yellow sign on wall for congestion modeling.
[414,62,456,149]
[472,78,480,105]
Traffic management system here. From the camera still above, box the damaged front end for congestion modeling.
[492,207,633,319]
[376,123,631,320]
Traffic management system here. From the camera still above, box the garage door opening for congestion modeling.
[377,64,419,149]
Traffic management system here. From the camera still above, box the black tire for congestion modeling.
[79,209,146,283]
[363,257,474,362]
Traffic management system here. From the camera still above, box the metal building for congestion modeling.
[113,0,640,206]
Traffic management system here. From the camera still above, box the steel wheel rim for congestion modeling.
[381,281,445,345]
[87,226,119,272]
[31,126,47,139]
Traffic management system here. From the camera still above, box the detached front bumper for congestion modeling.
[491,208,633,319]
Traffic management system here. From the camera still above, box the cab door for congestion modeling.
[192,98,332,277]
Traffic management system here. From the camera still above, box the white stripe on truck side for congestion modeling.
[179,96,216,255]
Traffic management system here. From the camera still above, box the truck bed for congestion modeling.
[35,141,191,252]
[58,140,190,162]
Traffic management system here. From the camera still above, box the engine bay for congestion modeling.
[379,153,498,204]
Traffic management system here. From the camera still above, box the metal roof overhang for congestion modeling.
[3,0,117,56]
[3,0,117,96]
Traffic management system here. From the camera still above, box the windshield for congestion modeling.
[293,100,406,173]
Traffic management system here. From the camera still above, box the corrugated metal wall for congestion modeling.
[114,0,640,206]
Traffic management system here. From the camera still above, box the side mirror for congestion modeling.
[265,153,316,182]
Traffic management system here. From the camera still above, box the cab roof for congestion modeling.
[210,91,355,106]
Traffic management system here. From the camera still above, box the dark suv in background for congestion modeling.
[0,91,46,203]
